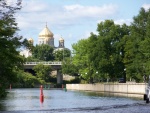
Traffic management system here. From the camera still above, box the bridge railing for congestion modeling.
[24,62,62,65]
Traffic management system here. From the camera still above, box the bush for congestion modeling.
[15,70,44,88]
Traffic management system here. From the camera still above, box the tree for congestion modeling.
[15,70,43,88]
[62,58,79,76]
[32,44,54,61]
[33,64,52,82]
[22,39,34,52]
[0,0,25,96]
[54,49,71,61]
[89,20,129,82]
[124,8,150,82]
[72,39,92,82]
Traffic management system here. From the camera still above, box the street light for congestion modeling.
[95,71,98,82]
[124,68,126,83]
[63,48,64,62]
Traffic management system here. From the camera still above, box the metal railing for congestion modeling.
[24,62,62,65]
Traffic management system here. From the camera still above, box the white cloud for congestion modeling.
[6,0,17,6]
[22,0,49,12]
[64,4,118,18]
[142,4,150,11]
[16,1,118,30]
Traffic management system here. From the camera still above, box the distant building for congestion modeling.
[20,24,69,57]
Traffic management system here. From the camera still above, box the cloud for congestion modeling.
[16,1,118,30]
[6,0,17,6]
[142,4,150,11]
[64,4,118,18]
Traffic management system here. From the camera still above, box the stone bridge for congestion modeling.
[23,62,62,84]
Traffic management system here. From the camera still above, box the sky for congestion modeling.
[7,0,150,50]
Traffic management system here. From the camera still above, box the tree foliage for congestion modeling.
[0,0,25,88]
[15,70,44,88]
[69,8,150,83]
[33,64,52,82]
[93,20,129,81]
[32,44,54,61]
[124,8,150,82]
[62,58,79,76]
[54,49,71,61]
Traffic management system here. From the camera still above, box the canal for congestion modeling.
[0,88,150,113]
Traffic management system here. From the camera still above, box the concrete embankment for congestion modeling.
[66,83,147,96]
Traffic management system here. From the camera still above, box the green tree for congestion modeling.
[71,20,129,83]
[124,8,150,82]
[88,20,129,82]
[32,44,54,61]
[54,49,71,61]
[0,0,25,96]
[33,64,52,82]
[62,58,79,76]
[15,70,43,88]
[72,39,92,82]
[22,39,34,52]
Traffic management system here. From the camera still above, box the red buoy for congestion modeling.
[10,84,11,90]
[40,85,44,103]
[62,84,64,89]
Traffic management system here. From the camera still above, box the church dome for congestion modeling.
[39,25,53,38]
[28,38,34,43]
[59,37,64,42]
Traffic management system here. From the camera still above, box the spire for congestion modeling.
[46,22,47,27]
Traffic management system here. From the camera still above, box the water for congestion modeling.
[0,88,149,113]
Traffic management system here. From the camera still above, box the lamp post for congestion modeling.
[124,68,126,83]
[63,48,64,62]
[95,71,98,82]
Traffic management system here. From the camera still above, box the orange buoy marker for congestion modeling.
[40,85,44,103]
[62,84,64,90]
[10,84,11,90]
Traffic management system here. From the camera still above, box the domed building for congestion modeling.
[38,25,54,47]
[28,38,34,45]
[59,37,64,48]
[20,38,33,57]
[20,24,69,57]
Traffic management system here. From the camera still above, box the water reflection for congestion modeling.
[78,91,143,100]
[0,88,143,112]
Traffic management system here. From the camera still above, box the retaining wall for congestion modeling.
[66,83,147,94]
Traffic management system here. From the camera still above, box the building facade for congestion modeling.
[20,25,67,57]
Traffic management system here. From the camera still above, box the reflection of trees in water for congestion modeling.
[0,102,6,111]
[78,91,141,100]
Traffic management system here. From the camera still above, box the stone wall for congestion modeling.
[66,83,147,94]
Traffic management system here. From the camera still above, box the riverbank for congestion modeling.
[66,83,147,98]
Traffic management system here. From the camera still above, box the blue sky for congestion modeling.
[8,0,150,50]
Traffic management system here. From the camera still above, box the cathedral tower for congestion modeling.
[38,25,54,47]
[59,37,64,48]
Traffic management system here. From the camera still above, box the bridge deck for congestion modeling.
[24,62,62,65]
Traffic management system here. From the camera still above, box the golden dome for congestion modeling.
[59,37,64,42]
[39,25,53,38]
[28,38,34,43]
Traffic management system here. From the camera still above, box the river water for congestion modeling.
[0,88,150,113]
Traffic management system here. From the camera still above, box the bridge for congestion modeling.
[23,62,63,84]
[24,62,62,69]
